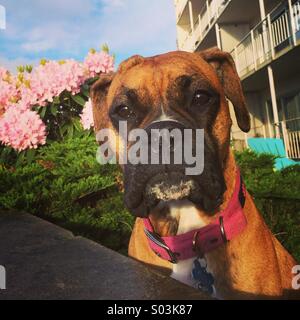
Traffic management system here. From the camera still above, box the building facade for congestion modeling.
[174,0,300,158]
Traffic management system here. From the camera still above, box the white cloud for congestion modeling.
[86,0,177,56]
[102,0,125,9]
[21,40,54,52]
[19,24,79,53]
[0,56,38,73]
[0,5,6,29]
[0,0,177,65]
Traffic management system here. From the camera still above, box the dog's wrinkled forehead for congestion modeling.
[91,47,250,134]
[107,51,222,107]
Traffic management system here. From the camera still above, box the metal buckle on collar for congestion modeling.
[219,216,228,243]
[144,229,179,264]
[192,231,204,258]
[192,216,228,257]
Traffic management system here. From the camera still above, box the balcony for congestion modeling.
[181,29,195,51]
[175,0,189,22]
[180,0,231,51]
[282,118,300,159]
[231,0,300,80]
[194,0,230,43]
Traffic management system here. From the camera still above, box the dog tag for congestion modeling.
[191,258,215,296]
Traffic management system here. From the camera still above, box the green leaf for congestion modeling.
[16,151,26,167]
[0,147,13,164]
[53,96,60,104]
[59,124,69,138]
[26,149,36,164]
[50,104,58,116]
[25,65,33,73]
[67,124,74,139]
[101,43,109,53]
[71,94,86,107]
[39,106,47,119]
[17,66,25,73]
[81,87,90,98]
[72,118,83,132]
[85,77,99,86]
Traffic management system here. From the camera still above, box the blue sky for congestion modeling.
[0,0,177,72]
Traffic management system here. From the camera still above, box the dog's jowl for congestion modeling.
[91,48,299,299]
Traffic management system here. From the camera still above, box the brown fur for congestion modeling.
[91,48,299,299]
[129,152,298,299]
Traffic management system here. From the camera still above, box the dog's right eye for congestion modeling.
[115,105,137,120]
[192,90,212,106]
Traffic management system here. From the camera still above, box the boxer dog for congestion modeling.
[90,48,299,299]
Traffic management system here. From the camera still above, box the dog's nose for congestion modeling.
[145,120,186,155]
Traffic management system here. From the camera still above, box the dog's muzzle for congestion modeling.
[123,120,226,217]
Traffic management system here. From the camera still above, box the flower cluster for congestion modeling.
[0,67,9,79]
[84,51,114,78]
[0,50,114,151]
[0,80,17,114]
[80,99,94,130]
[20,60,86,108]
[0,107,47,151]
[0,68,19,114]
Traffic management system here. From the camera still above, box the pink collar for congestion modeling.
[143,169,247,263]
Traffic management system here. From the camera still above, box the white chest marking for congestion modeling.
[168,200,206,286]
[168,200,217,297]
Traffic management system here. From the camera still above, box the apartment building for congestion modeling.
[174,0,300,158]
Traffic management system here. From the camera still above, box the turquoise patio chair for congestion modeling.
[247,138,299,170]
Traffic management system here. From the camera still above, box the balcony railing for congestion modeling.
[281,118,300,159]
[182,29,195,51]
[175,0,189,22]
[232,0,300,79]
[181,0,230,51]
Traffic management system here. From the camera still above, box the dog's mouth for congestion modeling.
[126,170,223,217]
[144,172,200,205]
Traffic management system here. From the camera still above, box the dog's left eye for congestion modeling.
[115,105,136,120]
[192,90,212,106]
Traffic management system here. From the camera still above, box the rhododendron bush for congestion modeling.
[0,48,114,164]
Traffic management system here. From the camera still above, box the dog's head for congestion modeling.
[91,48,250,218]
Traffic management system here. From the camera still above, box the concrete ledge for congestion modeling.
[0,212,210,300]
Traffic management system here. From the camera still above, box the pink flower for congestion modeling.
[20,59,87,107]
[80,99,94,130]
[84,51,114,78]
[0,67,8,80]
[0,79,18,113]
[0,50,115,152]
[0,108,47,151]
[61,59,87,95]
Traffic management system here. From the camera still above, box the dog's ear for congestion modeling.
[90,72,115,131]
[198,47,250,132]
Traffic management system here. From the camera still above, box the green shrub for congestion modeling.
[235,149,300,261]
[235,149,300,198]
[0,141,299,260]
[0,134,134,253]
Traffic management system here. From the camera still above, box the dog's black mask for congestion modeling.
[122,119,226,218]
